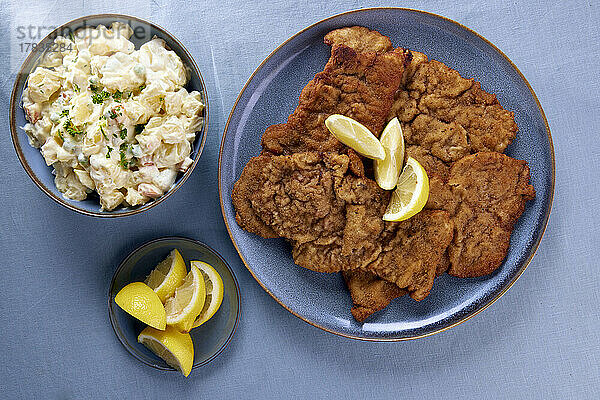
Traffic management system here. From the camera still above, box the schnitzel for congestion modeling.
[363,210,453,301]
[232,152,349,244]
[231,26,536,322]
[342,270,407,322]
[325,26,518,163]
[390,55,518,163]
[446,152,536,277]
[233,150,454,303]
[233,151,391,273]
[261,39,411,154]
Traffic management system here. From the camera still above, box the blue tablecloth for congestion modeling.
[1,1,598,398]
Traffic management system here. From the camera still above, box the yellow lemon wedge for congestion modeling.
[164,264,205,332]
[374,117,406,190]
[324,114,385,160]
[190,261,224,329]
[114,282,166,330]
[144,249,187,303]
[383,157,429,222]
[138,326,194,377]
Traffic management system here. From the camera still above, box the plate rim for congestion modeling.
[218,7,555,341]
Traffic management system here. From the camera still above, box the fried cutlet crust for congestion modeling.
[342,270,407,322]
[446,152,535,277]
[231,155,278,238]
[232,152,350,244]
[324,26,393,54]
[365,210,454,301]
[342,210,453,321]
[390,53,518,163]
[261,43,410,154]
[292,174,390,273]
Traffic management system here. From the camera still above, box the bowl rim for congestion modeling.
[108,236,241,372]
[9,13,209,218]
[217,7,555,341]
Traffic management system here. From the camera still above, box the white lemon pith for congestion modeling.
[144,249,187,303]
[374,117,405,190]
[324,114,385,160]
[114,282,166,330]
[138,326,194,377]
[190,261,224,328]
[383,157,429,222]
[164,264,206,332]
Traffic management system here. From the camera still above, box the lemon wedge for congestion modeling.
[144,249,187,303]
[190,261,224,329]
[138,326,194,377]
[383,157,429,221]
[374,117,405,190]
[165,264,205,332]
[324,114,385,160]
[114,282,166,330]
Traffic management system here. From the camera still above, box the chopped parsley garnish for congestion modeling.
[91,90,111,104]
[108,109,118,119]
[59,109,69,117]
[119,143,131,169]
[63,119,84,136]
[106,146,113,158]
[68,31,75,42]
[57,131,64,141]
[73,83,80,93]
[99,126,108,141]
[134,124,146,135]
[138,84,146,91]
[112,90,122,102]
[120,127,128,139]
[89,80,100,93]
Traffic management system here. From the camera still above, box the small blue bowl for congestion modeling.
[9,14,209,217]
[108,237,240,372]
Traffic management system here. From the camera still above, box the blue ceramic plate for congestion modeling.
[108,237,240,370]
[10,14,209,217]
[218,8,554,341]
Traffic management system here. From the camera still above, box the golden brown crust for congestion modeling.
[232,155,278,238]
[447,152,535,277]
[324,26,393,53]
[364,210,454,301]
[342,270,406,322]
[261,43,409,155]
[291,171,390,273]
[390,56,518,163]
[232,152,350,244]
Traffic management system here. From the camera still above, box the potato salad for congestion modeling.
[21,23,204,210]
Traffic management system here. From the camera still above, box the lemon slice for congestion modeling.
[324,114,385,160]
[383,157,429,222]
[374,117,405,190]
[114,282,166,330]
[138,326,194,377]
[164,264,205,332]
[144,249,187,303]
[190,261,224,329]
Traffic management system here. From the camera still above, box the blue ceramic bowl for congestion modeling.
[9,14,209,217]
[219,8,554,340]
[108,237,240,371]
